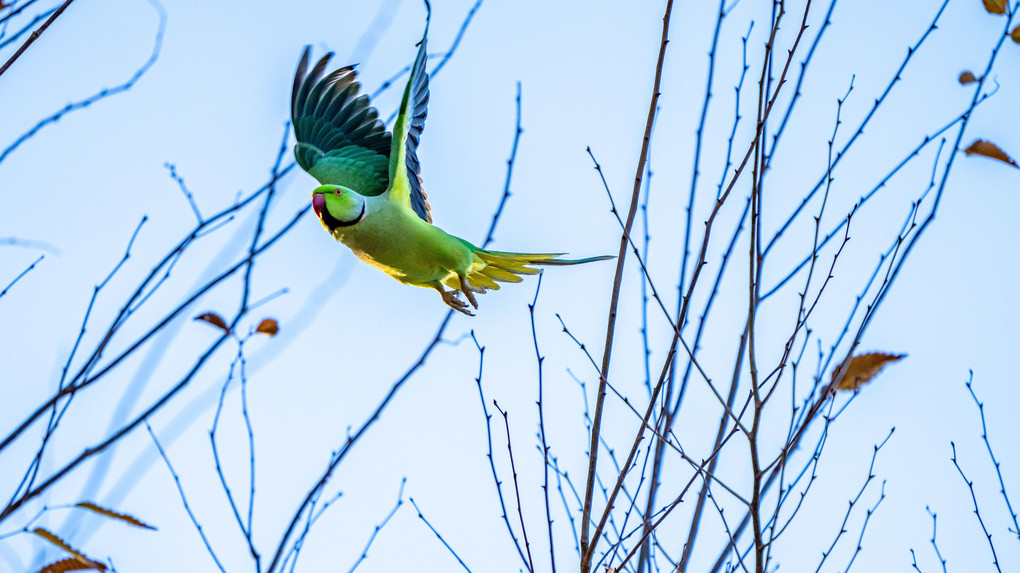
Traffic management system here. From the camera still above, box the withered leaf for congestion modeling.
[75,502,156,530]
[958,71,978,84]
[31,529,106,571]
[195,312,230,333]
[1011,25,1020,44]
[982,0,1007,14]
[256,318,279,336]
[39,558,100,573]
[832,352,905,391]
[964,139,1020,168]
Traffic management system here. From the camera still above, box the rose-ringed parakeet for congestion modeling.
[292,10,610,316]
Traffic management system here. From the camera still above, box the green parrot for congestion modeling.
[292,10,610,316]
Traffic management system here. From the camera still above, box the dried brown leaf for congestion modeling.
[964,139,1020,168]
[31,529,106,571]
[958,71,978,84]
[832,352,905,391]
[1011,25,1020,44]
[256,318,279,336]
[195,312,230,333]
[75,502,156,530]
[38,558,98,573]
[982,0,1007,14]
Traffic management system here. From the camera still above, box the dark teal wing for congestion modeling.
[386,6,432,223]
[292,49,391,196]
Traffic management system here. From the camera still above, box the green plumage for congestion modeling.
[300,144,388,197]
[293,4,610,315]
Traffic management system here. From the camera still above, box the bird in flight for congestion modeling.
[291,4,609,315]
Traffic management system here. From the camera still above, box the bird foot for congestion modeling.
[458,274,483,310]
[439,287,475,316]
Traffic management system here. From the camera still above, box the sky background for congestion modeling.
[2,0,1019,571]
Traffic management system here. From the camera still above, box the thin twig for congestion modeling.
[240,344,256,540]
[708,487,750,573]
[529,274,556,573]
[677,0,727,325]
[164,163,204,223]
[926,506,948,573]
[951,442,1001,572]
[409,498,473,572]
[209,341,259,566]
[493,401,535,573]
[429,0,482,78]
[965,372,1019,540]
[382,0,485,123]
[0,255,43,299]
[844,481,886,573]
[146,422,226,573]
[815,428,893,572]
[348,478,405,573]
[550,455,580,558]
[282,488,344,573]
[483,81,521,249]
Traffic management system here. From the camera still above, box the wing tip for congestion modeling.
[293,47,336,117]
[292,46,312,113]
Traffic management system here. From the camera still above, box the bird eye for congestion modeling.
[333,189,343,196]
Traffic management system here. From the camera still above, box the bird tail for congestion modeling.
[465,250,613,291]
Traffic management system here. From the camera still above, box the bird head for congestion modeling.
[311,185,366,231]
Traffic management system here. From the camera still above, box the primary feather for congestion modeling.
[294,2,610,316]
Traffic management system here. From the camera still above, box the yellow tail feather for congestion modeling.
[466,250,613,292]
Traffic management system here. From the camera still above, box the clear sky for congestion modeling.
[2,0,1019,571]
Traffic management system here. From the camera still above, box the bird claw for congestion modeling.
[440,288,475,316]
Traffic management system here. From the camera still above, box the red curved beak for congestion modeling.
[312,193,325,218]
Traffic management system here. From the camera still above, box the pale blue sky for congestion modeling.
[2,0,1019,571]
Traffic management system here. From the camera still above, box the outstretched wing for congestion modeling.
[292,49,391,196]
[386,18,432,223]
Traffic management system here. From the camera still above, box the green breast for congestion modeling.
[335,199,475,288]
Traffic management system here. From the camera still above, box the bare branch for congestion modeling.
[0,0,73,79]
[529,274,556,573]
[409,498,473,573]
[965,372,1019,540]
[348,479,405,573]
[581,3,672,569]
[494,401,535,573]
[952,442,1002,572]
[146,422,226,573]
[0,0,166,167]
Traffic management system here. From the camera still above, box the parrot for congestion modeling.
[291,6,610,316]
